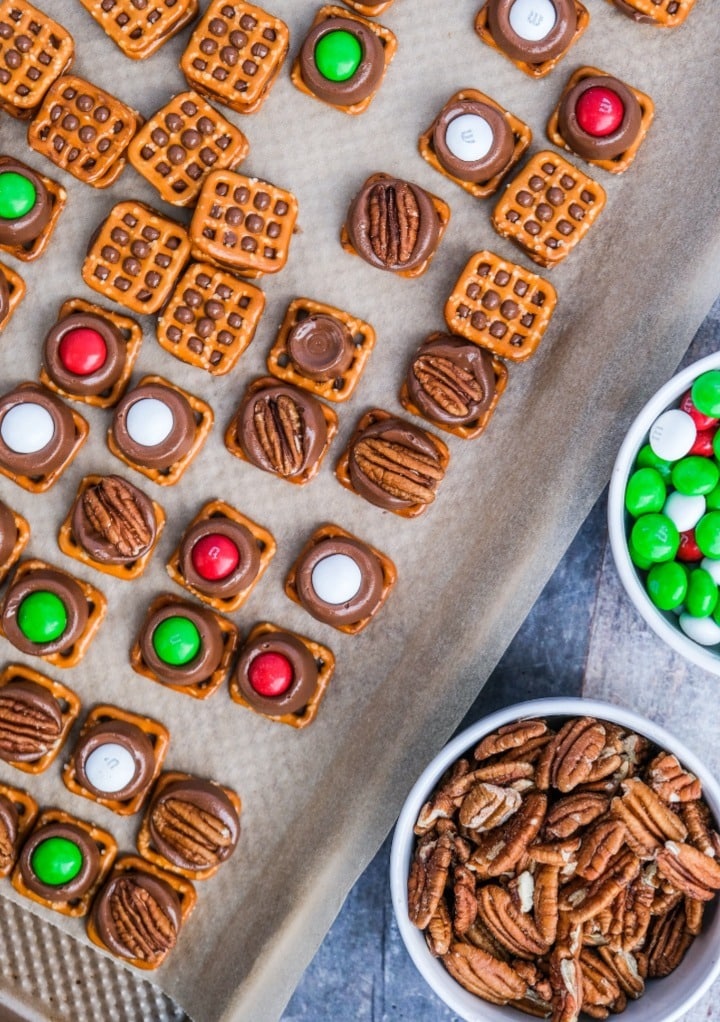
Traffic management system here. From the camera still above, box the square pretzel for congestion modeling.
[546,66,655,175]
[0,158,66,262]
[228,621,336,729]
[130,593,238,700]
[78,0,199,60]
[28,74,141,188]
[335,408,451,518]
[224,376,338,486]
[189,169,298,277]
[82,201,190,314]
[136,770,242,880]
[40,296,143,409]
[0,662,80,773]
[0,262,26,332]
[58,474,165,581]
[62,704,170,816]
[444,251,558,361]
[127,91,249,208]
[11,808,117,917]
[0,382,88,493]
[0,504,29,583]
[341,0,395,13]
[491,151,606,268]
[156,262,265,376]
[0,0,74,119]
[474,0,589,78]
[0,558,107,669]
[606,0,696,26]
[166,499,276,612]
[86,854,197,969]
[419,88,532,200]
[107,374,213,486]
[290,6,397,115]
[399,332,510,440]
[285,523,397,635]
[267,297,376,402]
[180,0,289,115]
[0,782,38,875]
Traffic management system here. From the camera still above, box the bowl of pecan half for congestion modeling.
[390,697,720,1021]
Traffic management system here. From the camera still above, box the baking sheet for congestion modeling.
[1,1,720,1020]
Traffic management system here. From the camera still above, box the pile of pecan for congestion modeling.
[407,715,720,1019]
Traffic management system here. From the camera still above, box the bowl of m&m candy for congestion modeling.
[609,353,720,674]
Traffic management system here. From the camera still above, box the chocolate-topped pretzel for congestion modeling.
[43,312,127,398]
[607,0,696,26]
[83,201,190,314]
[0,261,25,331]
[343,173,449,278]
[444,250,558,361]
[0,382,88,491]
[0,663,80,772]
[549,67,654,175]
[336,409,450,517]
[0,499,29,582]
[128,91,249,208]
[28,75,140,188]
[78,0,199,60]
[189,169,298,277]
[492,151,606,267]
[0,156,66,261]
[293,6,397,114]
[0,0,74,119]
[67,474,162,569]
[157,261,265,375]
[475,0,589,78]
[180,0,289,115]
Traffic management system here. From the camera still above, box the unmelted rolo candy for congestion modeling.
[286,313,355,382]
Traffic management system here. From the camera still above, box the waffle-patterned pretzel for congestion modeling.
[228,621,336,729]
[130,594,238,700]
[475,0,589,78]
[11,808,117,917]
[606,0,696,26]
[189,169,298,277]
[444,251,558,362]
[180,1,289,115]
[82,201,190,314]
[342,0,395,14]
[128,91,249,207]
[418,88,532,200]
[0,262,26,332]
[0,783,38,876]
[86,855,197,970]
[0,506,30,584]
[0,1,74,118]
[267,297,376,403]
[492,151,606,268]
[78,0,199,60]
[28,74,140,188]
[156,262,265,375]
[0,662,80,774]
[62,704,170,816]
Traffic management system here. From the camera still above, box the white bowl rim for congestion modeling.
[389,696,720,1022]
[608,350,720,677]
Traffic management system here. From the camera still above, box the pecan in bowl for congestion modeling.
[390,698,720,1022]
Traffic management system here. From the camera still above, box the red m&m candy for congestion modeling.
[575,87,624,138]
[190,533,240,582]
[57,327,108,376]
[248,652,293,698]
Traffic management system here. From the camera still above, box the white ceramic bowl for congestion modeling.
[608,352,720,676]
[389,696,720,1022]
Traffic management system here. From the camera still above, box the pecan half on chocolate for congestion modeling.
[78,475,155,562]
[346,175,441,273]
[236,382,328,480]
[147,778,240,873]
[0,680,62,762]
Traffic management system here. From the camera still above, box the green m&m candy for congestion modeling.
[625,467,666,517]
[636,443,673,481]
[691,371,720,418]
[630,513,679,563]
[686,568,718,618]
[315,30,362,82]
[646,561,687,611]
[671,456,719,496]
[30,836,83,886]
[695,511,720,559]
[17,591,67,644]
[152,615,201,666]
[0,171,36,220]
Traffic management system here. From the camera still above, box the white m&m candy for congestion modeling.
[649,409,696,462]
[445,114,494,163]
[509,0,557,41]
[0,402,54,454]
[311,553,362,605]
[84,742,137,794]
[126,397,174,448]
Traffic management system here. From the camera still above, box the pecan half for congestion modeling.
[0,684,61,761]
[647,752,702,804]
[579,948,623,1013]
[536,718,608,793]
[474,720,550,761]
[413,354,486,418]
[351,431,445,507]
[425,896,452,956]
[442,943,527,1004]
[108,877,177,965]
[452,864,477,936]
[82,476,152,558]
[368,181,420,267]
[458,782,522,832]
[151,797,236,870]
[645,902,694,978]
[575,819,627,881]
[534,863,561,945]
[656,840,720,901]
[680,799,720,858]
[566,849,641,924]
[252,393,305,476]
[408,831,453,929]
[549,947,582,1022]
[469,792,547,878]
[596,946,645,999]
[611,778,687,855]
[477,884,549,959]
[545,793,610,840]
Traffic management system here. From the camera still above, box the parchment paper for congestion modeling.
[1,2,720,1020]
